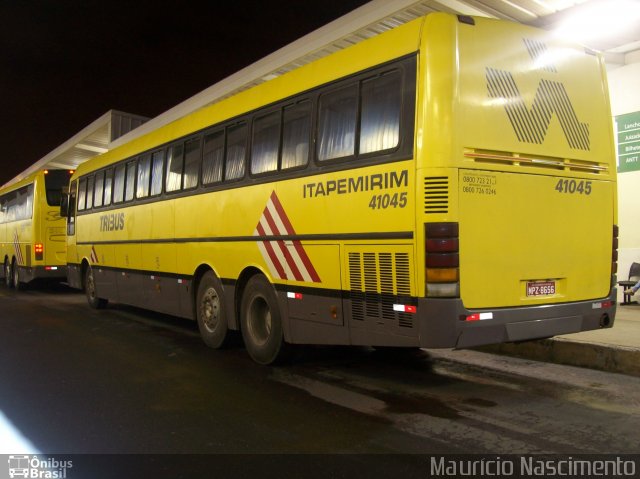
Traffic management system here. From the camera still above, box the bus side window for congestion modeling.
[137,154,151,198]
[77,178,87,211]
[317,84,358,161]
[86,176,94,210]
[166,144,184,192]
[282,101,311,169]
[225,123,247,180]
[16,185,33,220]
[251,110,280,175]
[183,138,201,190]
[14,186,30,220]
[125,161,136,201]
[26,185,34,219]
[202,130,224,185]
[4,193,14,222]
[113,164,126,204]
[360,70,401,154]
[103,169,113,206]
[94,171,104,208]
[150,151,164,196]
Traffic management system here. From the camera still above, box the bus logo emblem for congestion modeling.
[486,38,590,151]
[254,191,321,283]
[8,455,29,478]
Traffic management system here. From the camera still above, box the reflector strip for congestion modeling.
[393,304,417,314]
[287,292,303,299]
[44,267,58,271]
[466,312,494,321]
[592,301,612,309]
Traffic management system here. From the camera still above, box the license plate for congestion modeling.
[526,281,556,297]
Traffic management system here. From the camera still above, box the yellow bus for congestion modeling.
[62,13,617,364]
[1,169,73,289]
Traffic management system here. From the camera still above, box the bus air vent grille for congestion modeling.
[424,177,449,214]
[348,251,414,328]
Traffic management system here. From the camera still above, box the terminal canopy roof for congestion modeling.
[3,110,147,188]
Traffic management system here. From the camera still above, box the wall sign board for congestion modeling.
[617,111,640,173]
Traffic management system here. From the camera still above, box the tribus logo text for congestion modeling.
[99,212,125,232]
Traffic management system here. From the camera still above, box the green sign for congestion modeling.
[616,111,640,173]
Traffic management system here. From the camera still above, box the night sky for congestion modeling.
[0,0,369,185]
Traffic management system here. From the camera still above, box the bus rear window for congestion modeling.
[44,170,73,206]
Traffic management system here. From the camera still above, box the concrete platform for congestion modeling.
[477,304,640,377]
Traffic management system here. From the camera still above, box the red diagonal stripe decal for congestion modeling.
[256,222,286,279]
[262,207,304,281]
[269,192,321,282]
[269,191,295,234]
[255,191,320,283]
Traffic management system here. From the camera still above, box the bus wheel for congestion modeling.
[240,275,288,365]
[4,260,12,288]
[12,259,23,291]
[85,265,107,309]
[196,271,229,349]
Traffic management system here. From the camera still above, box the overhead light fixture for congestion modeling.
[554,0,640,45]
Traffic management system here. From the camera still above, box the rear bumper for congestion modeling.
[16,265,67,283]
[419,288,617,349]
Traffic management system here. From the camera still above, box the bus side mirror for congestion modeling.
[60,195,69,217]
[60,186,70,217]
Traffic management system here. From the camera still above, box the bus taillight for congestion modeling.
[425,222,460,297]
[34,243,44,261]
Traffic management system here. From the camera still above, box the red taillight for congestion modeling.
[425,238,459,252]
[425,222,460,298]
[34,243,44,261]
[426,253,459,268]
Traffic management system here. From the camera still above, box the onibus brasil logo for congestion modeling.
[7,455,72,478]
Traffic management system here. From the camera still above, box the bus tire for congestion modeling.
[240,275,288,365]
[4,259,12,288]
[196,271,229,349]
[12,259,23,291]
[85,265,107,309]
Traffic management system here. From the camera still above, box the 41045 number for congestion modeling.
[369,192,407,210]
[555,179,592,195]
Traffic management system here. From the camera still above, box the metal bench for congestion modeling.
[618,261,640,305]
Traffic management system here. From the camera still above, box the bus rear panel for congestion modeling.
[418,15,616,348]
